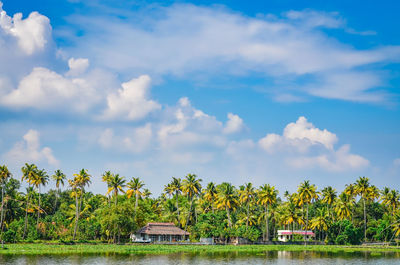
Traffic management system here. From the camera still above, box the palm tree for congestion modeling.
[321,186,337,219]
[334,193,353,221]
[102,171,113,204]
[126,177,144,218]
[52,169,66,210]
[105,174,126,205]
[215,182,238,228]
[355,176,371,242]
[170,177,182,224]
[257,184,278,241]
[203,182,217,213]
[30,169,49,230]
[239,183,255,231]
[344,183,357,224]
[282,201,301,240]
[71,169,91,240]
[311,208,329,241]
[21,163,38,239]
[0,165,11,247]
[182,174,202,232]
[382,189,400,214]
[297,180,318,243]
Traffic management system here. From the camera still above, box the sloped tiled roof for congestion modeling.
[137,222,190,235]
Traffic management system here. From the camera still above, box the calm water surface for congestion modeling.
[0,251,399,265]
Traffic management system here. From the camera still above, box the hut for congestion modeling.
[134,222,190,242]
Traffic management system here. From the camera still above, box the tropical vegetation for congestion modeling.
[0,163,399,246]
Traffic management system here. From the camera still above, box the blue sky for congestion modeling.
[0,0,399,195]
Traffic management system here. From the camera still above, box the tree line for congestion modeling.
[0,163,399,245]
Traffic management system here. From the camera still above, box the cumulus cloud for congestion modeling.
[0,2,51,55]
[66,57,89,76]
[288,144,369,171]
[223,113,244,134]
[257,116,368,171]
[157,97,226,150]
[259,116,338,153]
[3,129,59,166]
[100,75,161,121]
[98,124,152,153]
[66,4,400,103]
[0,65,101,112]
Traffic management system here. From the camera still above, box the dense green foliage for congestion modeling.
[0,164,399,245]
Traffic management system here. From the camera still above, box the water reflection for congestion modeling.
[0,251,399,265]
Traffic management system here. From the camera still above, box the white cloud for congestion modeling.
[67,57,89,76]
[100,75,161,121]
[3,129,59,166]
[259,116,338,153]
[0,66,101,112]
[257,116,368,172]
[0,2,51,55]
[157,97,226,149]
[223,113,244,134]
[65,4,400,103]
[98,124,152,153]
[288,144,369,172]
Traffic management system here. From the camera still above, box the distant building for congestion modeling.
[277,230,315,242]
[134,222,190,242]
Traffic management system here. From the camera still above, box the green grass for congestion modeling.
[0,244,400,255]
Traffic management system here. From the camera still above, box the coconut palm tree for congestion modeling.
[102,171,113,204]
[215,182,238,228]
[355,176,371,242]
[239,183,256,231]
[21,163,38,239]
[106,174,126,205]
[344,183,357,224]
[71,169,91,240]
[170,177,182,223]
[30,169,49,230]
[203,182,217,213]
[182,174,202,231]
[297,180,318,243]
[311,208,329,241]
[126,177,144,218]
[334,193,353,221]
[321,186,337,219]
[0,165,11,247]
[257,184,278,241]
[382,189,400,214]
[52,169,66,210]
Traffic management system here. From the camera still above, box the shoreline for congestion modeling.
[0,244,400,255]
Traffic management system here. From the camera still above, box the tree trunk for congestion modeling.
[36,187,41,231]
[23,188,31,240]
[1,182,5,248]
[226,205,232,228]
[54,188,59,213]
[73,192,79,240]
[134,192,139,219]
[175,191,180,226]
[363,197,367,242]
[265,205,269,241]
[246,203,249,231]
[184,198,193,233]
[115,190,118,206]
[304,204,309,245]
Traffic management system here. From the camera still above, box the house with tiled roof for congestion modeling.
[134,222,190,242]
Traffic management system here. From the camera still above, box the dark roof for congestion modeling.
[137,222,190,235]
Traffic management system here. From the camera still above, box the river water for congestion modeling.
[0,251,399,264]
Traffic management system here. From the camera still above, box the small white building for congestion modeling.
[277,230,315,242]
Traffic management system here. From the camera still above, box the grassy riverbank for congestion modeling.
[0,244,400,255]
